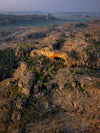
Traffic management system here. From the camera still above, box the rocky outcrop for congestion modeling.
[54,67,99,90]
[15,45,32,58]
[18,71,35,96]
[30,46,100,69]
[10,61,36,127]
[13,61,36,96]
[11,110,22,121]
[30,47,68,62]
[18,62,35,96]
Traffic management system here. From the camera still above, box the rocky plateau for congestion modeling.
[0,19,100,133]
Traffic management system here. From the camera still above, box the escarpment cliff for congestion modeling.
[0,13,55,25]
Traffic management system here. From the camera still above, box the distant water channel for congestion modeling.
[0,11,100,29]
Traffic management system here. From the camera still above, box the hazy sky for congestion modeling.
[0,0,100,12]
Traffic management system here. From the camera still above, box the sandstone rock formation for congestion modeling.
[30,47,68,62]
[18,61,35,96]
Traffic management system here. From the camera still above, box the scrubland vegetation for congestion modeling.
[0,19,100,133]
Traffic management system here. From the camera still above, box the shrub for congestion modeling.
[53,38,65,50]
[0,48,18,81]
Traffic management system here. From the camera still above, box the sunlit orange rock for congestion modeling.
[30,47,68,62]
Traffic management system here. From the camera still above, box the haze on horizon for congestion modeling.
[0,0,100,12]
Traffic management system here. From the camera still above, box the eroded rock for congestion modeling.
[15,45,32,58]
[16,98,26,110]
[18,71,35,96]
[34,80,43,94]
[11,110,22,121]
[16,61,36,96]
[30,47,68,62]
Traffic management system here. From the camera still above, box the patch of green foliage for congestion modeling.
[1,80,23,129]
[53,57,66,71]
[84,33,91,37]
[66,35,70,38]
[57,38,65,43]
[88,38,96,44]
[70,34,75,39]
[24,55,57,92]
[19,43,32,50]
[70,68,84,75]
[70,50,80,60]
[53,38,65,50]
[75,81,85,92]
[24,55,66,79]
[23,54,66,98]
[86,41,100,52]
[3,80,22,100]
[0,48,18,82]
[75,81,88,96]
[87,46,95,51]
